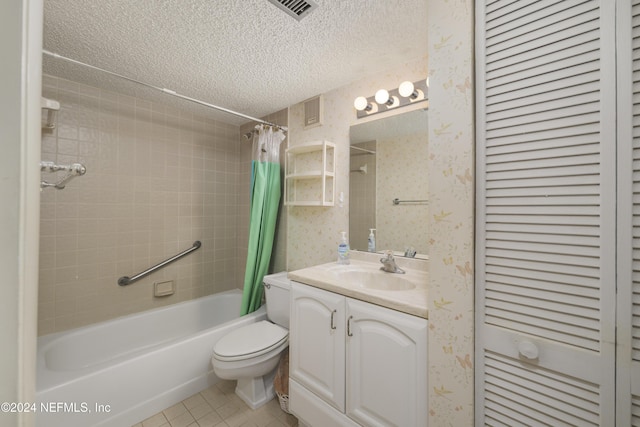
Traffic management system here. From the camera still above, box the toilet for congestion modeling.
[211,272,291,409]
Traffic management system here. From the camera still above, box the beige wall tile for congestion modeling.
[38,75,249,334]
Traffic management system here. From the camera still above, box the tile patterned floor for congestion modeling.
[132,380,298,427]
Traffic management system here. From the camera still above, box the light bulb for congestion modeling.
[399,81,418,99]
[354,96,371,112]
[375,89,392,106]
[426,76,430,87]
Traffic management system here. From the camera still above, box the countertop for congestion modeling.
[287,252,428,319]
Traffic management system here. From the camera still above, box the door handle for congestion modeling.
[518,340,539,360]
[330,309,337,330]
[347,315,353,336]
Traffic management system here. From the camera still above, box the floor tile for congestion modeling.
[163,402,188,421]
[142,412,169,427]
[132,380,297,427]
[183,393,207,410]
[190,401,214,420]
[194,410,224,427]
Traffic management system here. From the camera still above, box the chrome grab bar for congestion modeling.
[392,198,429,205]
[118,241,201,286]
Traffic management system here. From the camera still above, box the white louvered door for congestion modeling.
[617,1,640,425]
[476,1,617,425]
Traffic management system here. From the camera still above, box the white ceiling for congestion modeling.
[43,0,428,126]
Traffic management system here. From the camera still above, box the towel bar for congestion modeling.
[392,198,428,205]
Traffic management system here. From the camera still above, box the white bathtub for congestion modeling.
[36,289,266,427]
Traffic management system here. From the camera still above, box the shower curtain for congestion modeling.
[240,125,286,315]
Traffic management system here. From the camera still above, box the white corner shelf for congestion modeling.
[285,140,335,207]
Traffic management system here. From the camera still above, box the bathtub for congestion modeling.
[36,289,266,427]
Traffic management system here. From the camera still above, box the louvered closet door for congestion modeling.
[617,1,640,425]
[475,1,616,426]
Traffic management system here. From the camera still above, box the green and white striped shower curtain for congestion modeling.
[240,125,285,315]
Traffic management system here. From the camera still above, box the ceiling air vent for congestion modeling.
[267,0,318,21]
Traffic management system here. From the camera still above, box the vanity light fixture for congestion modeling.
[398,81,419,100]
[375,89,396,107]
[354,96,374,112]
[354,78,429,119]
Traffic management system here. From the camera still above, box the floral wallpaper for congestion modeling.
[376,131,429,255]
[287,58,429,271]
[286,0,474,422]
[427,0,475,425]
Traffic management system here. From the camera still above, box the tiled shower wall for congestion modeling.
[38,74,249,335]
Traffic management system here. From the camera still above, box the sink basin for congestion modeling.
[289,259,428,318]
[329,268,416,291]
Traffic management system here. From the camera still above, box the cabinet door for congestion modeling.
[475,1,616,425]
[290,282,346,412]
[346,298,427,427]
[616,1,640,424]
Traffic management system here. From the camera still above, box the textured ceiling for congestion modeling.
[43,0,428,125]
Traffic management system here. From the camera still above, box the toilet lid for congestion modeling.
[213,321,288,361]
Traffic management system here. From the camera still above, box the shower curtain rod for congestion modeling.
[43,50,288,132]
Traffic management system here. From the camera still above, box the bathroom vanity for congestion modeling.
[287,255,428,427]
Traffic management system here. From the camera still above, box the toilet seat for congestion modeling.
[213,321,288,362]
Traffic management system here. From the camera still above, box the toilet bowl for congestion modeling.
[211,272,291,409]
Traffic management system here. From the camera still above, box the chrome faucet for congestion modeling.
[380,251,405,274]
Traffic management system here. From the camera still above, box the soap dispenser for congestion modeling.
[367,228,376,252]
[337,231,350,265]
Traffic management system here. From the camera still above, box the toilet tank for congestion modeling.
[263,272,291,329]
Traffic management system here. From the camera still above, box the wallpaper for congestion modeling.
[286,0,475,424]
[376,131,429,255]
[427,0,475,425]
[287,58,429,271]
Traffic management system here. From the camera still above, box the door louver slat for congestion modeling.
[632,396,640,426]
[486,4,599,55]
[487,281,599,306]
[632,0,640,365]
[478,0,614,424]
[484,352,600,426]
[486,272,600,297]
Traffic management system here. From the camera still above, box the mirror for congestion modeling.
[349,108,428,257]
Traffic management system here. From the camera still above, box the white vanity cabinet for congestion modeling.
[289,282,346,412]
[289,281,428,427]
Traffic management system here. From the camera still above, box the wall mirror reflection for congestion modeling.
[349,108,429,257]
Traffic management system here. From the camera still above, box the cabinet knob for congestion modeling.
[517,340,539,360]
